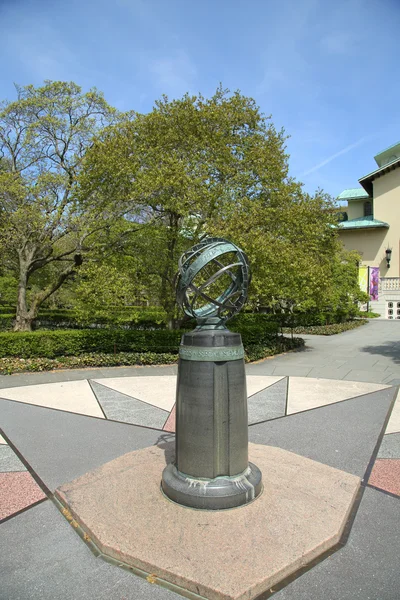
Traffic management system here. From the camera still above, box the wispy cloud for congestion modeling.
[149,50,196,97]
[300,137,370,177]
[320,30,361,56]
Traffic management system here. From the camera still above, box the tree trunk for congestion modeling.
[14,263,34,332]
[162,212,181,330]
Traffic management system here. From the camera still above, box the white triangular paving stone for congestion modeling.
[94,375,284,411]
[90,381,168,429]
[246,376,284,397]
[386,388,400,434]
[0,381,104,418]
[94,377,177,411]
[0,434,7,444]
[287,377,389,415]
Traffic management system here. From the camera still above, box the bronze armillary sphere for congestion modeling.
[176,237,251,328]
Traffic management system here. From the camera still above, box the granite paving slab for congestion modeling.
[0,398,167,491]
[270,366,312,377]
[286,378,388,414]
[163,404,176,432]
[305,367,355,380]
[377,432,400,458]
[0,472,46,521]
[89,380,169,429]
[273,487,400,600]
[0,500,179,600]
[343,369,395,383]
[56,443,360,600]
[249,387,396,477]
[93,376,178,410]
[0,380,104,417]
[385,388,400,433]
[369,459,400,496]
[247,377,288,424]
[0,444,26,472]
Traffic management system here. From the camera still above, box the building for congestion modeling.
[337,141,400,318]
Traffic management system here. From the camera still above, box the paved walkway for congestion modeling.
[248,319,400,384]
[1,319,400,600]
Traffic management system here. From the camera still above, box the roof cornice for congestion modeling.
[359,157,400,195]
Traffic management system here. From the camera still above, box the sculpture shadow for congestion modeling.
[361,342,400,366]
[156,433,175,465]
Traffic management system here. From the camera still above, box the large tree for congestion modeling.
[0,81,118,330]
[209,183,366,319]
[81,86,288,326]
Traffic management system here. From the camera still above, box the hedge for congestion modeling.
[0,307,168,331]
[0,337,305,375]
[0,323,280,359]
[0,306,362,332]
[282,320,367,336]
[0,328,182,358]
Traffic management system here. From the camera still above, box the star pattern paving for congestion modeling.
[1,374,399,599]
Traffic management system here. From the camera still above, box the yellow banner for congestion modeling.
[358,266,368,293]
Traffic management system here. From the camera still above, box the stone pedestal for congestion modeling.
[161,328,262,510]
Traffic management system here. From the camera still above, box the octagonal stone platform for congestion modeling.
[55,443,360,600]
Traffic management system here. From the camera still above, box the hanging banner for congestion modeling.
[358,266,368,294]
[369,267,379,301]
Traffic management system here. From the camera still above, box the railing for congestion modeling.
[380,277,400,291]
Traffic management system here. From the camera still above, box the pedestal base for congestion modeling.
[161,461,263,510]
[55,443,361,600]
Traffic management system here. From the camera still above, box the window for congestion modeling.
[364,201,372,217]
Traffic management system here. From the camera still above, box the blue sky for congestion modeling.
[0,0,399,198]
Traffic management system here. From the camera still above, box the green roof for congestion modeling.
[374,141,400,167]
[337,188,370,201]
[337,215,389,230]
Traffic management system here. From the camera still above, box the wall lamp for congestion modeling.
[385,248,392,268]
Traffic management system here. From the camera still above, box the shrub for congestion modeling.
[278,309,356,328]
[0,329,183,358]
[0,306,169,331]
[244,336,304,362]
[0,318,282,359]
[283,320,366,336]
[357,311,380,319]
[0,314,15,331]
[0,336,304,374]
[0,352,178,375]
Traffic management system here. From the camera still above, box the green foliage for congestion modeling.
[0,274,18,306]
[0,328,183,358]
[0,336,304,374]
[0,307,169,331]
[283,320,367,336]
[0,314,14,330]
[357,311,380,319]
[71,256,160,323]
[81,86,288,324]
[0,318,281,359]
[0,81,120,330]
[244,337,304,362]
[0,83,370,334]
[0,352,178,375]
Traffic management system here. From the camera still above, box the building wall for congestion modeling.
[339,168,400,276]
[347,200,365,220]
[338,228,389,269]
[373,169,400,275]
